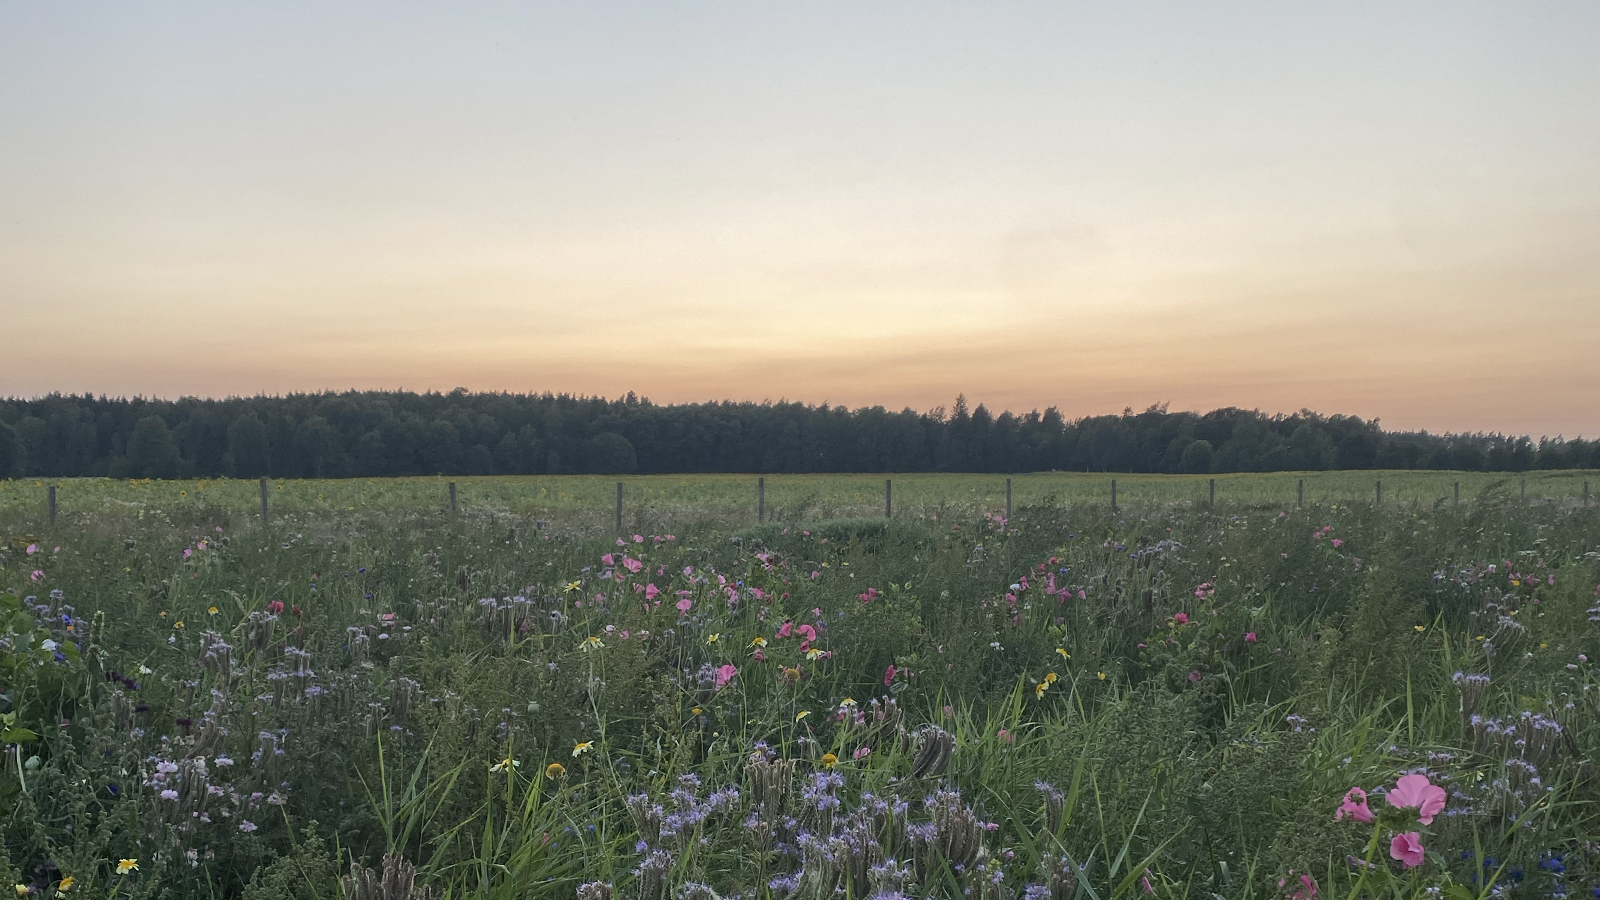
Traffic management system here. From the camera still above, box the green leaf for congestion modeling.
[1,726,39,743]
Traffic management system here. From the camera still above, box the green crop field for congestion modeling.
[1,470,1595,532]
[1,474,1598,899]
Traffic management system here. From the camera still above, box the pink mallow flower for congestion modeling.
[1386,773,1447,825]
[713,664,738,690]
[1334,787,1373,823]
[1172,612,1190,625]
[676,597,693,614]
[1244,632,1258,643]
[645,583,659,601]
[1331,539,1344,548]
[1389,831,1425,869]
[883,664,897,685]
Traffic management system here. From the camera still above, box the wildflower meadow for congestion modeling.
[1,479,1597,899]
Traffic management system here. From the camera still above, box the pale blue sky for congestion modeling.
[2,2,1597,434]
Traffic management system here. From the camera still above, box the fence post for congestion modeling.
[1208,478,1215,507]
[1584,480,1590,506]
[1454,481,1460,509]
[1520,478,1526,501]
[1005,478,1012,521]
[47,485,57,526]
[758,477,765,523]
[1111,479,1118,513]
[885,479,892,518]
[616,482,624,533]
[1375,480,1382,507]
[259,477,269,521]
[1297,479,1303,508]
[449,482,457,515]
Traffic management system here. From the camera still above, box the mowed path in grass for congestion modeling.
[2,469,1596,531]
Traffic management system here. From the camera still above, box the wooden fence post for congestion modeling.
[1584,480,1590,507]
[616,482,624,533]
[758,477,765,523]
[449,482,457,514]
[885,479,892,518]
[1005,478,1012,521]
[1520,478,1526,501]
[1297,479,1303,508]
[1454,482,1460,509]
[259,477,269,521]
[48,485,57,525]
[1375,480,1382,506]
[1208,478,1215,507]
[1111,479,1118,513]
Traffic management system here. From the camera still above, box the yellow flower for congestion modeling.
[173,621,185,629]
[180,490,187,497]
[749,636,767,648]
[1414,625,1425,632]
[579,636,605,652]
[820,752,838,768]
[572,741,594,757]
[116,859,139,875]
[57,876,74,892]
[1044,672,1058,684]
[1540,642,1548,649]
[1055,648,1070,660]
[706,633,719,644]
[159,611,167,619]
[795,711,810,722]
[14,886,26,897]
[1034,682,1049,699]
[1476,635,1485,641]
[838,697,856,710]
[691,707,703,715]
[490,757,520,773]
[564,581,582,593]
[208,606,219,615]
[1097,672,1106,681]
[805,648,824,660]
[545,762,567,779]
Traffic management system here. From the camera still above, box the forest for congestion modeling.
[1,390,1593,479]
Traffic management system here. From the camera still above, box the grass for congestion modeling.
[2,469,1596,530]
[0,478,1597,899]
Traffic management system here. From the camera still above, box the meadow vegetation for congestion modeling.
[1,477,1598,899]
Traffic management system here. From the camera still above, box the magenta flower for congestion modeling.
[1334,787,1373,823]
[30,570,45,582]
[1389,831,1424,868]
[267,600,284,614]
[1331,538,1344,548]
[775,621,793,639]
[1173,612,1190,625]
[645,583,659,601]
[622,557,643,573]
[26,543,37,555]
[1187,670,1202,683]
[797,624,817,644]
[1386,773,1447,825]
[601,553,614,566]
[883,664,897,685]
[1244,632,1258,643]
[675,597,692,614]
[714,664,738,690]
[852,746,871,760]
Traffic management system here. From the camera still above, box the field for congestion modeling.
[1,470,1596,531]
[1,472,1598,899]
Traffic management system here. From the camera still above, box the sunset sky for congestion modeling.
[2,2,1597,436]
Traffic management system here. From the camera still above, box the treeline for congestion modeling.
[0,390,1594,479]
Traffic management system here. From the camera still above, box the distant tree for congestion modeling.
[587,432,638,474]
[127,415,184,478]
[227,413,271,477]
[1180,439,1215,474]
[1337,432,1378,469]
[0,419,17,477]
[296,416,343,477]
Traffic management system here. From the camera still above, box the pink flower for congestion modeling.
[797,624,817,644]
[676,597,693,614]
[775,621,793,639]
[1386,773,1447,825]
[30,570,45,582]
[184,548,193,559]
[601,553,614,566]
[883,664,897,685]
[997,728,1013,744]
[1334,787,1373,823]
[1331,539,1344,548]
[1187,670,1202,683]
[645,583,659,601]
[852,746,871,760]
[26,543,37,555]
[267,600,285,614]
[632,534,643,543]
[1173,612,1189,625]
[1388,831,1424,869]
[713,664,738,690]
[622,557,643,573]
[1244,632,1258,643]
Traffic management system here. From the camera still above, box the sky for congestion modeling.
[2,2,1597,437]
